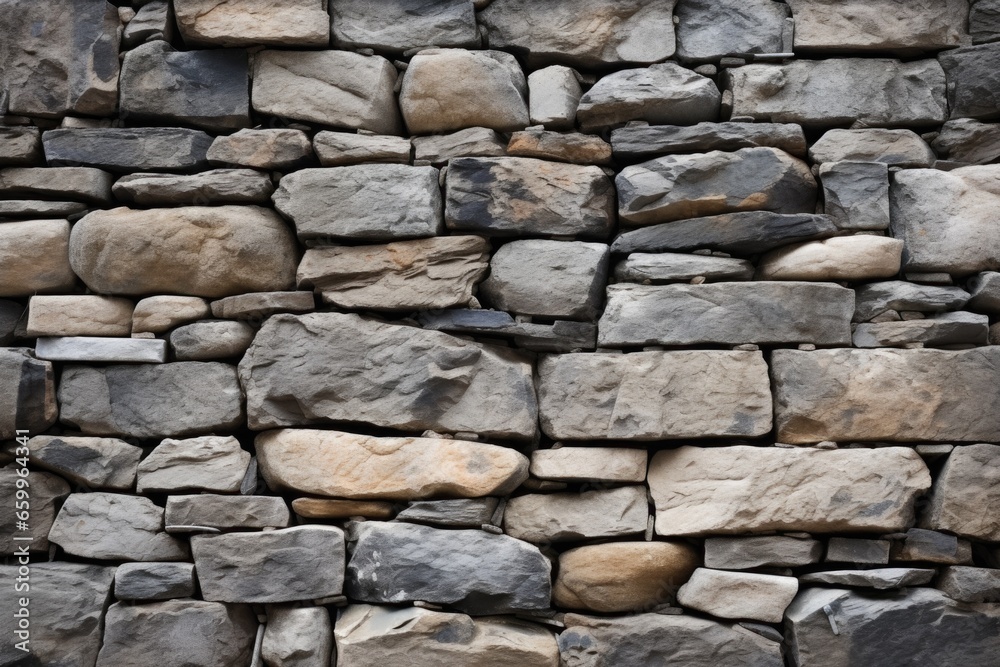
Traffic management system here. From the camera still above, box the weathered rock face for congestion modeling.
[27,295,133,337]
[969,272,1000,313]
[801,568,935,590]
[0,166,113,203]
[756,236,904,281]
[42,128,214,173]
[611,122,808,161]
[785,587,1000,667]
[852,312,989,349]
[345,521,552,614]
[932,119,1000,164]
[24,435,141,491]
[0,469,68,552]
[37,334,168,364]
[819,161,889,231]
[313,131,411,167]
[922,444,1000,541]
[412,127,508,164]
[853,281,970,322]
[537,351,772,440]
[174,0,329,47]
[507,129,612,165]
[678,569,799,623]
[445,157,615,238]
[809,128,935,167]
[530,446,648,483]
[0,219,75,297]
[69,206,297,297]
[209,291,315,320]
[504,486,649,543]
[335,605,559,667]
[937,567,1000,603]
[165,494,291,530]
[169,320,256,360]
[675,0,789,62]
[113,169,274,207]
[478,0,678,68]
[649,446,931,535]
[207,128,313,170]
[136,436,250,494]
[939,43,1000,121]
[240,313,538,439]
[705,536,823,570]
[0,126,41,166]
[614,252,754,283]
[396,498,498,528]
[616,148,816,225]
[772,348,1000,443]
[123,0,172,47]
[114,562,196,601]
[331,0,478,52]
[528,66,582,130]
[0,348,57,439]
[262,606,333,667]
[255,429,529,499]
[725,59,948,127]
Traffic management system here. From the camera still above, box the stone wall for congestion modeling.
[2,0,1000,665]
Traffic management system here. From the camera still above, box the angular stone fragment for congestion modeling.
[446,157,615,238]
[21,435,141,491]
[123,0,172,48]
[507,129,612,165]
[0,200,86,219]
[0,166,113,203]
[96,600,256,667]
[537,351,771,440]
[0,348,57,439]
[256,429,528,499]
[617,147,816,225]
[785,587,1000,667]
[59,362,244,438]
[114,562,196,601]
[400,49,528,134]
[0,219,75,297]
[27,295,132,338]
[554,541,700,612]
[274,165,441,241]
[70,206,297,297]
[417,309,598,352]
[113,169,274,206]
[528,65,582,130]
[968,272,1000,312]
[313,131,411,167]
[922,443,1000,541]
[971,0,1000,43]
[559,613,783,667]
[809,128,936,167]
[940,43,1000,120]
[36,336,168,364]
[614,252,754,283]
[42,128,213,173]
[331,0,478,52]
[207,129,313,170]
[772,348,1000,442]
[120,41,249,132]
[297,236,489,311]
[504,486,648,543]
[193,526,345,603]
[676,0,789,62]
[826,537,890,564]
[0,469,68,552]
[252,50,401,134]
[854,280,970,321]
[169,320,256,360]
[938,567,1000,602]
[612,122,808,162]
[649,446,931,535]
[49,492,188,561]
[335,605,559,667]
[174,0,329,47]
[395,498,498,528]
[209,291,315,320]
[0,0,120,118]
[801,568,935,590]
[757,236,903,281]
[890,527,974,565]
[577,63,721,131]
[291,498,394,520]
[932,118,1000,164]
[704,536,823,570]
[725,59,947,127]
[819,161,889,231]
[137,435,250,494]
[262,606,333,667]
[412,127,507,164]
[852,312,989,348]
[0,126,41,166]
[599,282,854,346]
[165,494,290,530]
[678,569,798,623]
[132,296,210,334]
[479,0,678,68]
[530,447,647,483]
[346,521,551,614]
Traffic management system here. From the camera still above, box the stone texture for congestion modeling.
[537,351,772,440]
[937,566,1000,602]
[345,521,551,614]
[113,169,274,206]
[252,50,401,134]
[528,65,582,130]
[445,157,615,238]
[530,447,647,483]
[418,309,597,353]
[131,296,210,334]
[69,206,297,297]
[819,161,890,230]
[617,147,816,225]
[35,337,168,364]
[757,236,904,281]
[395,498,498,528]
[207,129,313,170]
[335,604,559,667]
[273,165,442,241]
[576,63,721,131]
[611,122,808,161]
[292,498,394,520]
[704,536,823,570]
[809,128,935,167]
[114,562,196,601]
[675,0,789,62]
[209,291,315,320]
[891,527,974,565]
[479,0,678,68]
[123,0,171,47]
[649,446,931,535]
[854,280,970,321]
[120,41,249,132]
[59,362,244,438]
[504,486,648,543]
[412,127,507,164]
[400,49,528,134]
[48,492,188,561]
[0,126,41,167]
[922,443,1000,541]
[0,469,69,552]
[614,252,755,282]
[507,129,612,165]
[313,131,411,167]
[939,43,1000,120]
[165,494,291,530]
[932,118,1000,164]
[0,199,86,219]
[0,300,19,346]
[852,312,990,348]
[971,0,1000,43]
[21,435,141,491]
[262,606,333,667]
[27,295,133,337]
[192,526,345,603]
[174,0,329,47]
[599,282,854,346]
[42,128,213,173]
[0,219,75,297]
[826,537,891,564]
[169,320,256,360]
[0,348,57,439]
[0,166,113,203]
[136,435,250,494]
[725,59,947,127]
[801,568,935,590]
[553,541,700,613]
[772,348,1000,443]
[256,429,528,499]
[330,0,478,52]
[677,569,798,623]
[297,236,489,310]
[969,272,1000,312]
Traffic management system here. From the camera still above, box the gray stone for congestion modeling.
[772,348,1000,443]
[528,65,582,130]
[0,563,115,667]
[576,63,721,131]
[0,126,42,166]
[445,157,616,238]
[507,129,612,165]
[0,200,86,219]
[42,128,213,173]
[48,492,188,561]
[416,309,597,352]
[132,296,211,334]
[725,59,947,127]
[0,299,20,345]
[479,0,678,68]
[677,569,798,623]
[96,600,256,667]
[931,119,1000,164]
[537,350,772,440]
[0,166,113,203]
[169,320,256,360]
[852,312,990,348]
[0,348,57,439]
[122,0,172,48]
[617,147,816,225]
[331,0,478,52]
[27,294,133,337]
[137,435,250,494]
[59,362,244,438]
[559,613,783,667]
[650,446,931,535]
[400,49,528,134]
[890,528,974,565]
[165,494,291,530]
[968,272,1000,312]
[598,282,854,347]
[504,486,648,543]
[971,0,1000,43]
[120,41,249,132]
[819,161,889,230]
[676,0,789,62]
[0,469,69,553]
[209,291,315,320]
[313,131,411,167]
[296,236,489,311]
[756,236,904,282]
[345,521,551,614]
[36,337,168,363]
[252,50,401,134]
[192,525,345,603]
[854,280,970,321]
[613,252,754,283]
[21,435,141,491]
[273,164,442,241]
[922,443,1000,541]
[395,498,499,528]
[174,0,329,47]
[938,567,1000,602]
[112,169,274,206]
[114,562,195,601]
[207,128,313,170]
[826,538,890,564]
[611,122,808,162]
[0,0,120,118]
[800,568,936,590]
[940,43,1000,120]
[262,606,333,667]
[704,536,823,570]
[785,587,1000,667]
[530,447,647,483]
[809,128,936,167]
[412,127,507,164]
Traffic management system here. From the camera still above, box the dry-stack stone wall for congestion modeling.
[2,0,1000,665]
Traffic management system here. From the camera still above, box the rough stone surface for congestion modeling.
[826,537,891,564]
[131,296,210,334]
[819,161,889,230]
[504,486,649,543]
[0,166,113,203]
[614,252,754,282]
[174,0,329,47]
[939,43,1000,121]
[114,562,196,601]
[0,348,57,439]
[412,127,507,164]
[262,606,333,667]
[705,536,823,570]
[530,447,647,483]
[0,199,86,219]
[113,169,274,206]
[968,272,1000,312]
[0,126,41,166]
[165,494,291,530]
[891,529,974,566]
[677,569,798,623]
[169,320,256,360]
[35,336,167,364]
[853,280,970,321]
[136,435,250,494]
[313,131,411,167]
[27,295,133,337]
[209,291,315,320]
[418,309,598,352]
[756,236,904,281]
[922,443,1000,541]
[331,0,478,53]
[395,498,499,528]
[932,119,1000,164]
[937,567,1000,603]
[852,312,989,348]
[207,129,313,170]
[809,128,935,167]
[800,568,935,590]
[611,122,808,161]
[0,469,69,552]
[676,0,789,62]
[123,0,171,47]
[0,219,75,297]
[42,128,213,173]
[528,65,582,130]
[507,129,612,165]
[292,498,394,520]
[21,435,141,491]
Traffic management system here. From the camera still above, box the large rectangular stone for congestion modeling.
[0,348,57,439]
[772,348,1000,443]
[537,351,772,440]
[36,337,168,363]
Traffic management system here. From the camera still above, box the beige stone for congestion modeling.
[291,498,395,520]
[0,219,75,297]
[507,130,612,165]
[529,447,647,482]
[677,569,798,623]
[757,235,903,281]
[553,541,700,612]
[174,0,329,47]
[27,295,133,337]
[504,486,648,543]
[809,129,935,168]
[256,429,529,500]
[922,444,1000,541]
[131,296,210,334]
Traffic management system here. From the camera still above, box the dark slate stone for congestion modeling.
[853,280,970,322]
[416,309,597,352]
[396,498,500,528]
[0,200,88,219]
[970,0,1000,44]
[940,42,1000,120]
[114,562,196,601]
[42,128,214,173]
[611,122,807,161]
